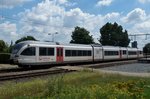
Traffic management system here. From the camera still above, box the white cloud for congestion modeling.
[64,8,87,28]
[17,0,106,43]
[0,22,18,43]
[121,8,150,48]
[104,12,120,19]
[126,17,150,48]
[0,0,31,9]
[56,0,76,7]
[133,19,150,33]
[1,0,150,48]
[18,0,64,34]
[138,0,150,3]
[122,8,146,23]
[96,0,113,7]
[0,22,17,34]
[57,0,67,4]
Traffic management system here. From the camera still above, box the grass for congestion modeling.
[0,70,150,99]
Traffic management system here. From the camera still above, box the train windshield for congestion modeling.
[12,43,25,54]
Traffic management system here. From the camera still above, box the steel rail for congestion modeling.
[0,60,137,81]
[0,68,75,81]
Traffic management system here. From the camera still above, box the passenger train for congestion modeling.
[10,41,143,67]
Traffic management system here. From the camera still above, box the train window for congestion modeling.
[60,48,63,56]
[88,51,92,56]
[39,47,54,56]
[104,51,108,56]
[116,51,118,55]
[21,47,35,56]
[128,51,137,55]
[105,51,119,56]
[65,50,91,57]
[40,48,47,56]
[78,50,82,56]
[123,50,126,55]
[72,50,77,56]
[114,51,118,55]
[48,48,54,56]
[65,50,71,56]
[115,51,118,55]
[12,43,25,54]
[83,51,87,56]
[57,48,60,56]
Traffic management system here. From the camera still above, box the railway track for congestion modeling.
[0,68,75,81]
[0,60,137,81]
[0,60,137,73]
[86,60,137,68]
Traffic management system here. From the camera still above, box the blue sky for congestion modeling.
[0,0,150,48]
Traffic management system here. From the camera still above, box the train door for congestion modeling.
[120,50,122,59]
[94,47,103,61]
[56,47,63,62]
[137,50,139,58]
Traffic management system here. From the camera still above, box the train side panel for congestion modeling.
[17,44,59,66]
[103,46,120,60]
[120,47,128,59]
[137,48,143,58]
[10,41,143,68]
[127,48,138,59]
[63,45,93,63]
[37,46,56,64]
[16,45,37,65]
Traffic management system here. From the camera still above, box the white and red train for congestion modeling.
[10,41,143,67]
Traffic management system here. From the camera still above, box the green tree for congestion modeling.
[143,43,150,54]
[8,40,14,53]
[0,40,9,53]
[15,36,37,44]
[70,26,94,44]
[99,22,130,47]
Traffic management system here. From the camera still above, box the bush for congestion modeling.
[0,53,10,64]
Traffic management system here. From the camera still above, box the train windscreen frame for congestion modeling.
[12,43,25,54]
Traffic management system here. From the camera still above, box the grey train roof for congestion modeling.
[17,41,101,47]
[17,41,138,49]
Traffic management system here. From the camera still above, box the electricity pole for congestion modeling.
[48,32,58,42]
[129,33,150,41]
[129,33,150,48]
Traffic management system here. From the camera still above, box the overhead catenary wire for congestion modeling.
[129,33,150,41]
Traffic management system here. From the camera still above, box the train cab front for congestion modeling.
[10,53,20,65]
[10,42,25,65]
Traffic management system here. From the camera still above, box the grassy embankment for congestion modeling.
[0,69,150,99]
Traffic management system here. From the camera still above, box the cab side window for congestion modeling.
[21,47,35,56]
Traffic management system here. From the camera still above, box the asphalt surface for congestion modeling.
[100,63,150,73]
